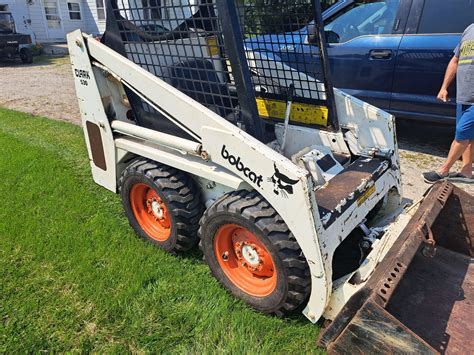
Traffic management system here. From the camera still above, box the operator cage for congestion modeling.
[101,0,339,141]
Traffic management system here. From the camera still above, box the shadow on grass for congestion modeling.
[177,247,204,264]
[178,247,317,326]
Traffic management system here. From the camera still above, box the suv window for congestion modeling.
[417,0,474,34]
[324,0,400,43]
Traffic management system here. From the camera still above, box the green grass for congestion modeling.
[33,55,71,67]
[0,108,322,353]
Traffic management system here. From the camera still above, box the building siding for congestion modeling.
[28,1,48,42]
[84,0,105,34]
[2,0,105,43]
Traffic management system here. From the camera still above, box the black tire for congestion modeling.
[19,48,33,64]
[119,159,203,253]
[199,190,311,316]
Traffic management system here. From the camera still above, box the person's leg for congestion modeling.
[460,142,474,177]
[438,139,471,175]
[438,104,467,175]
[424,105,474,183]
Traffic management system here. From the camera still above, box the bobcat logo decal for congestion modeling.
[268,163,299,198]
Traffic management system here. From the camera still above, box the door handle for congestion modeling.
[369,49,392,60]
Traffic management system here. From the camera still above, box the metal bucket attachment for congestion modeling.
[318,182,474,354]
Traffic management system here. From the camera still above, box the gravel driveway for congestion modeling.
[0,56,80,124]
[1,56,473,199]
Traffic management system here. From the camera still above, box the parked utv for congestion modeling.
[0,11,34,64]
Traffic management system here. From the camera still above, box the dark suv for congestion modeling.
[245,0,474,123]
[0,11,33,64]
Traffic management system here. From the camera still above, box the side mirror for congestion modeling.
[307,24,317,44]
[307,24,340,45]
[325,30,340,44]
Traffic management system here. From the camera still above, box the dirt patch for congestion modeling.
[0,56,80,125]
[397,120,474,199]
[1,56,473,200]
[400,151,474,201]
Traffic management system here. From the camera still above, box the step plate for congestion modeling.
[315,157,389,226]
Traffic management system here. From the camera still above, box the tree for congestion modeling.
[242,0,337,35]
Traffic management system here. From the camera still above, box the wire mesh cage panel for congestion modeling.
[238,0,333,128]
[102,0,338,140]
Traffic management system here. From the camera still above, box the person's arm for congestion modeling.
[437,55,459,102]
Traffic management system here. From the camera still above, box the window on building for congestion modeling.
[142,0,161,20]
[417,0,473,34]
[96,0,105,20]
[67,2,81,20]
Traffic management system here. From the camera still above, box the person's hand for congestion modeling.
[437,88,449,102]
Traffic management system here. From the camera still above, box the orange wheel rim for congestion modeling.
[214,224,277,297]
[130,183,171,241]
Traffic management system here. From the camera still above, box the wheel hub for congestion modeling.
[147,198,165,220]
[151,200,163,219]
[130,183,171,242]
[241,244,260,266]
[234,241,266,272]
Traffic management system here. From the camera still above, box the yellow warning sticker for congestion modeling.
[256,98,328,126]
[357,185,376,206]
[206,37,219,57]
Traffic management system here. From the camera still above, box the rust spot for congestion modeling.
[316,158,389,226]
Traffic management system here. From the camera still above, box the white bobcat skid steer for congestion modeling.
[68,0,474,352]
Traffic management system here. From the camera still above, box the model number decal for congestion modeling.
[75,69,90,86]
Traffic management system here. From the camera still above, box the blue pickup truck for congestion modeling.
[245,0,474,124]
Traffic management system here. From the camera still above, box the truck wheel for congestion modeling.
[119,159,203,253]
[199,190,310,316]
[19,48,33,64]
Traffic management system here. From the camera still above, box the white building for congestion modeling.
[0,0,105,43]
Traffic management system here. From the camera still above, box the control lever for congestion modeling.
[280,84,295,153]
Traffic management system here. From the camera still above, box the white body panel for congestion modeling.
[68,30,403,323]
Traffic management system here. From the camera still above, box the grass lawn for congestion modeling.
[0,108,322,353]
